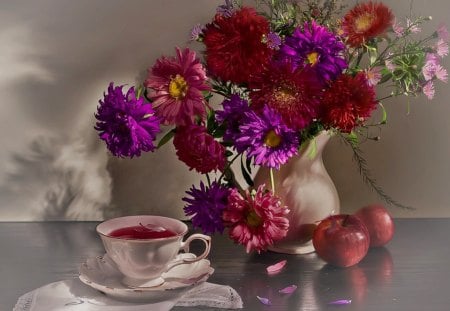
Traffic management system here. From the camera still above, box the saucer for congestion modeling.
[79,253,214,302]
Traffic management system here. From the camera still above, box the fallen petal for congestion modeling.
[328,299,352,305]
[278,285,297,294]
[257,295,272,305]
[266,260,287,274]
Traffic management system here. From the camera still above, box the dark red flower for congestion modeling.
[250,61,323,130]
[321,73,378,132]
[173,125,226,174]
[342,1,394,47]
[203,7,273,84]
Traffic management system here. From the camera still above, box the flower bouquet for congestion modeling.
[94,0,448,253]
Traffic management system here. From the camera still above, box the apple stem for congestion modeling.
[342,215,350,227]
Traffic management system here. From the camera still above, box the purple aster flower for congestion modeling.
[265,32,282,50]
[190,23,205,41]
[215,95,251,149]
[235,105,299,169]
[183,181,230,234]
[278,21,347,83]
[217,0,235,17]
[95,83,160,158]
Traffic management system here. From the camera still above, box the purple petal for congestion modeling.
[328,299,352,305]
[257,296,272,306]
[278,285,297,294]
[266,260,287,274]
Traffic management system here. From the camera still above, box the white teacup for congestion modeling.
[96,215,211,288]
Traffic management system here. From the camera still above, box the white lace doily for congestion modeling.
[14,278,243,311]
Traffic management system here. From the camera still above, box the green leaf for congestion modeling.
[225,150,234,157]
[307,138,317,159]
[379,102,387,124]
[346,131,359,147]
[241,157,254,187]
[157,129,175,149]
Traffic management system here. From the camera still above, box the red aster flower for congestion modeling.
[321,73,378,133]
[173,125,226,174]
[249,61,323,130]
[203,7,273,84]
[342,1,394,47]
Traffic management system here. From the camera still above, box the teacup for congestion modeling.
[96,215,211,288]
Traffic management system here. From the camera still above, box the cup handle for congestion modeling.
[165,234,211,271]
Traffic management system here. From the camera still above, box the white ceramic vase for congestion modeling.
[253,131,340,254]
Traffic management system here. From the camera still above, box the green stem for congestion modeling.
[218,153,240,183]
[338,132,415,210]
[270,168,276,193]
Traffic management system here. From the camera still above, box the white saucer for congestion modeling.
[79,253,214,302]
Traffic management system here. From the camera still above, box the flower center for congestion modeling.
[355,13,374,33]
[169,74,188,99]
[264,129,282,148]
[246,210,262,228]
[306,51,319,66]
[273,86,297,107]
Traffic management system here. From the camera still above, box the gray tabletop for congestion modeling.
[1,219,450,310]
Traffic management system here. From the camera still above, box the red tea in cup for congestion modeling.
[108,224,177,239]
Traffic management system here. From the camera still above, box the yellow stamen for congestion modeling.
[264,129,282,148]
[273,86,296,107]
[306,51,319,66]
[246,210,262,228]
[355,13,374,33]
[168,74,188,99]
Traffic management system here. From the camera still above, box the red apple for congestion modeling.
[355,204,394,247]
[313,214,370,267]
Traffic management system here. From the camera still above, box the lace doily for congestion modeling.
[14,279,243,311]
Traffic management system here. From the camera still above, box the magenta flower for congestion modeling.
[235,105,299,169]
[95,83,160,158]
[222,186,289,253]
[183,181,230,234]
[145,47,210,126]
[173,124,226,174]
[407,18,421,34]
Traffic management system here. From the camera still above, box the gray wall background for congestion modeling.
[0,0,448,221]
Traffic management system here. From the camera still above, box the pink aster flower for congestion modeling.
[145,47,210,126]
[423,81,435,99]
[423,53,448,82]
[435,39,449,57]
[222,186,289,253]
[173,124,226,174]
[385,59,396,72]
[365,67,382,86]
[437,23,449,42]
[392,18,404,37]
[406,18,421,34]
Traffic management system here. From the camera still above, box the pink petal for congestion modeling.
[278,285,297,294]
[328,299,352,305]
[266,260,287,274]
[256,295,272,305]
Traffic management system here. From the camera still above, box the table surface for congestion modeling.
[1,219,450,311]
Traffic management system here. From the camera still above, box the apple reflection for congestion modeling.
[313,247,393,307]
